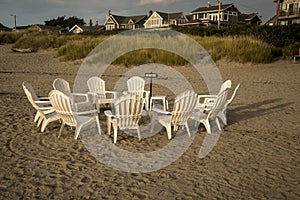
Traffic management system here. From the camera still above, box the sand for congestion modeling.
[0,44,300,199]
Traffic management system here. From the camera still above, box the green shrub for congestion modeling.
[282,42,300,59]
[0,31,25,44]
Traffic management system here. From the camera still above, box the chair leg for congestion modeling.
[74,125,82,140]
[95,114,101,135]
[34,112,40,123]
[215,118,221,131]
[165,123,172,139]
[112,121,118,143]
[137,127,141,141]
[107,116,112,135]
[37,117,43,127]
[185,123,191,137]
[41,119,49,132]
[58,122,65,138]
[219,111,227,126]
[202,119,211,134]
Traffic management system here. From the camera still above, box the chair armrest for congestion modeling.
[151,107,171,115]
[105,91,118,99]
[35,100,51,105]
[72,93,89,102]
[74,109,97,115]
[104,110,114,117]
[38,97,49,100]
[39,106,53,111]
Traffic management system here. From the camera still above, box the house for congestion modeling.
[104,11,147,30]
[185,3,261,27]
[27,24,63,32]
[274,0,300,25]
[0,23,12,32]
[143,11,188,28]
[265,15,277,26]
[69,24,105,33]
[238,13,262,25]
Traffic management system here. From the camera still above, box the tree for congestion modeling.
[89,19,93,26]
[45,16,85,28]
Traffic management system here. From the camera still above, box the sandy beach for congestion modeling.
[0,43,300,199]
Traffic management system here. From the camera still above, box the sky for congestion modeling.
[0,0,277,28]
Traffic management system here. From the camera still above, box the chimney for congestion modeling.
[207,2,211,8]
[106,10,111,20]
[148,10,153,17]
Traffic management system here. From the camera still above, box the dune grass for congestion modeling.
[57,37,108,61]
[1,29,281,64]
[193,35,280,63]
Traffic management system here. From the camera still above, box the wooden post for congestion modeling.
[218,0,221,29]
[276,0,281,25]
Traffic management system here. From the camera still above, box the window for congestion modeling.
[223,13,228,21]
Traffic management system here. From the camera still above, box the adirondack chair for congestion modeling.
[53,78,91,111]
[126,76,150,111]
[220,83,240,125]
[151,91,197,139]
[49,90,101,139]
[87,76,117,111]
[190,89,229,134]
[22,81,60,132]
[104,94,145,143]
[196,80,232,112]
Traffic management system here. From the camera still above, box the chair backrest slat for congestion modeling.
[113,94,145,129]
[208,90,228,119]
[87,77,106,99]
[49,90,76,127]
[127,76,145,97]
[171,91,197,125]
[22,81,42,111]
[53,78,72,97]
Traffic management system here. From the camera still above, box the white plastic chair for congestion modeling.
[49,90,101,139]
[126,76,150,111]
[22,81,60,132]
[151,91,197,139]
[53,78,91,111]
[190,89,229,134]
[104,94,145,143]
[196,80,232,112]
[87,76,117,111]
[221,83,240,125]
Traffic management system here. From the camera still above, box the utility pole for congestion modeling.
[276,0,281,25]
[217,0,221,29]
[10,14,16,30]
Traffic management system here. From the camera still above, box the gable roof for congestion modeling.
[156,11,185,21]
[0,23,12,32]
[69,24,105,32]
[238,13,260,22]
[191,3,240,13]
[108,14,147,25]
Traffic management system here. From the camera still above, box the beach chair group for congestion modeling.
[22,76,240,143]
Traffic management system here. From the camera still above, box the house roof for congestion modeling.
[264,15,277,25]
[69,24,105,32]
[109,14,147,25]
[191,3,240,13]
[0,23,12,32]
[238,13,260,22]
[156,11,184,21]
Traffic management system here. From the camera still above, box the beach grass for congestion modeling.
[0,29,284,64]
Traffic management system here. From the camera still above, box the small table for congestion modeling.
[150,96,168,111]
